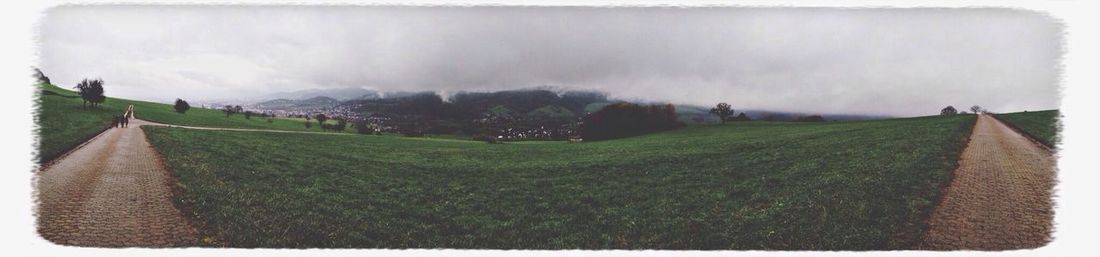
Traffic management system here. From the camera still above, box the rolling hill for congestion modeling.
[42,81,1056,250]
[35,83,342,163]
[144,114,978,249]
[995,110,1060,147]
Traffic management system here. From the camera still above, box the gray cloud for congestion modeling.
[38,6,1062,116]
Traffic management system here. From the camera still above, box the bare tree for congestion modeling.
[970,105,983,114]
[709,102,735,123]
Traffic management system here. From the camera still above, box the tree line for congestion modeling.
[941,105,989,115]
[580,102,683,141]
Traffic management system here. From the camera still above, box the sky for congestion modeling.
[37,6,1062,117]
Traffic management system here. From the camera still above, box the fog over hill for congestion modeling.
[259,87,380,101]
[241,87,888,122]
[39,7,1061,117]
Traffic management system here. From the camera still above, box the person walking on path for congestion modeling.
[37,111,198,246]
[112,115,119,128]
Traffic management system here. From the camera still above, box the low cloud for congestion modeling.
[38,6,1062,116]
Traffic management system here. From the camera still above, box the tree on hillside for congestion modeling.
[174,99,191,114]
[353,119,374,134]
[970,105,983,114]
[223,105,235,117]
[663,103,678,125]
[710,103,735,123]
[33,67,50,84]
[580,102,684,141]
[941,106,958,116]
[334,117,348,132]
[244,111,253,119]
[74,78,106,109]
[314,114,328,130]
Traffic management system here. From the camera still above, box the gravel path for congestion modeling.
[36,110,198,247]
[921,114,1055,250]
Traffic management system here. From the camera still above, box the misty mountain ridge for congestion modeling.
[260,87,380,101]
[249,87,891,122]
[672,104,892,122]
[252,96,340,112]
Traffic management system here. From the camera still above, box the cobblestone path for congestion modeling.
[36,113,198,247]
[921,114,1055,250]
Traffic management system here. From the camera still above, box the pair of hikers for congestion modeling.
[113,114,129,128]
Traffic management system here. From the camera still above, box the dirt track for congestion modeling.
[921,114,1055,250]
[36,118,198,247]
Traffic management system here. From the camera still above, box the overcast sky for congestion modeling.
[38,6,1061,117]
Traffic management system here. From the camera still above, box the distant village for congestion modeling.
[193,88,882,142]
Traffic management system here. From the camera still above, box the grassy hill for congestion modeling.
[995,110,1059,147]
[144,114,976,249]
[36,83,339,163]
[36,83,126,163]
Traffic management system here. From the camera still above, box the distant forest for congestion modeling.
[338,89,608,136]
[253,88,890,139]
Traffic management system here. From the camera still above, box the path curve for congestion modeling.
[36,107,198,247]
[921,114,1055,250]
[139,120,481,144]
[139,120,355,136]
[36,107,374,247]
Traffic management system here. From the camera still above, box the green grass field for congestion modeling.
[144,114,976,249]
[36,83,341,163]
[36,83,126,163]
[995,110,1059,147]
